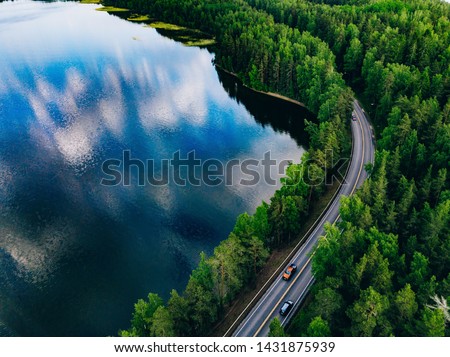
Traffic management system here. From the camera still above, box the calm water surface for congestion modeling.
[0,1,312,336]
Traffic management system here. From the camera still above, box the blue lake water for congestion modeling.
[0,1,312,336]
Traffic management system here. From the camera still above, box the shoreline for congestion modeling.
[215,65,307,108]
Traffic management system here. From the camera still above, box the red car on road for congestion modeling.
[282,263,297,281]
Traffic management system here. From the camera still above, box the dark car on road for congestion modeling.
[282,263,297,281]
[279,300,294,316]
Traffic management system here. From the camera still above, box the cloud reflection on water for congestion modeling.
[0,1,304,336]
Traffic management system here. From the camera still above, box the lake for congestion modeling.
[0,0,312,336]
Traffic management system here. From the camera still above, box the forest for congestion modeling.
[249,0,450,337]
[103,0,449,336]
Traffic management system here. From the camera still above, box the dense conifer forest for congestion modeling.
[104,0,449,336]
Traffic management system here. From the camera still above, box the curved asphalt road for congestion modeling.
[230,100,375,337]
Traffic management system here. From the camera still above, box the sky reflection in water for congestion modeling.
[0,1,307,336]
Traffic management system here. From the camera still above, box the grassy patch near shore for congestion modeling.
[127,14,151,22]
[184,38,216,47]
[90,7,214,47]
[176,35,216,47]
[146,22,215,47]
[95,6,129,12]
[80,0,101,4]
[146,22,187,31]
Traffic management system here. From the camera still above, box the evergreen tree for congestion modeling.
[269,318,286,337]
[306,316,331,337]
